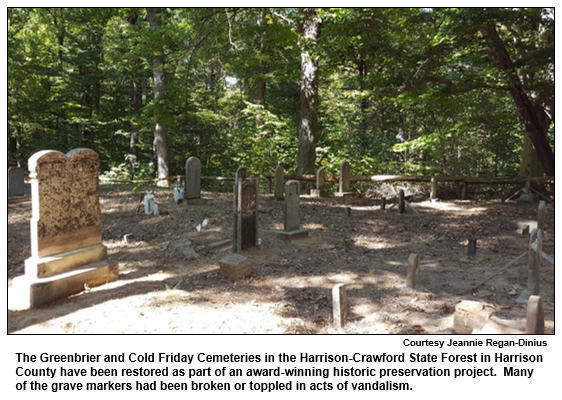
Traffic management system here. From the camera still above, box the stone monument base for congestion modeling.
[310,189,329,198]
[12,244,118,308]
[12,260,118,309]
[218,254,251,280]
[179,197,211,206]
[8,196,28,204]
[334,192,356,198]
[276,229,309,242]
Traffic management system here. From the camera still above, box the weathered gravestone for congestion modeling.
[232,168,258,253]
[185,156,201,200]
[335,161,354,197]
[277,180,309,241]
[310,168,329,198]
[332,283,347,328]
[274,166,284,201]
[12,149,119,308]
[525,295,544,334]
[8,167,26,203]
[406,253,420,288]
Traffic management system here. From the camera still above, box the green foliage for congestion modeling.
[8,7,554,181]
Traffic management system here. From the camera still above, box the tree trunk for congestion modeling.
[256,10,269,108]
[147,8,170,187]
[480,26,554,176]
[297,8,322,175]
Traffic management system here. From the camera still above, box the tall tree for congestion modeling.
[297,8,322,174]
[147,7,170,186]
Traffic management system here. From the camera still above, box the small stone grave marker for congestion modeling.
[277,180,309,241]
[406,253,420,288]
[8,166,26,201]
[332,283,347,328]
[525,295,544,334]
[310,168,329,198]
[335,161,354,197]
[185,156,201,200]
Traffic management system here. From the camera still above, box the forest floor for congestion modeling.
[7,183,555,334]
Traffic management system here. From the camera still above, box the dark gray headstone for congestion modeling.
[185,156,201,199]
[234,180,258,253]
[8,167,25,198]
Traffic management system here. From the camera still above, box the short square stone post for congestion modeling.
[398,189,405,214]
[525,295,544,334]
[332,283,347,328]
[406,253,420,288]
[430,176,437,200]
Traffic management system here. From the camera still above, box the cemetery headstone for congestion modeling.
[406,253,420,288]
[185,156,201,200]
[274,166,284,201]
[8,167,26,202]
[233,177,258,253]
[335,161,354,197]
[332,283,347,328]
[525,295,545,334]
[276,180,309,241]
[12,148,118,308]
[232,167,246,251]
[430,176,437,200]
[310,168,329,198]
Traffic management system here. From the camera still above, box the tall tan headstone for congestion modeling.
[276,180,309,241]
[12,149,119,308]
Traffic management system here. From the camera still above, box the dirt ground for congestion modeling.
[7,183,555,334]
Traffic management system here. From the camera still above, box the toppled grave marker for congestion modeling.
[168,239,198,260]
